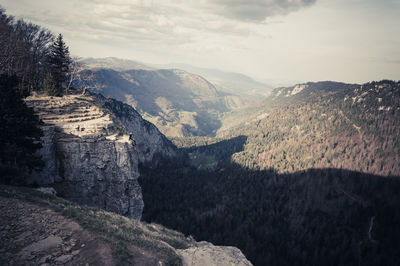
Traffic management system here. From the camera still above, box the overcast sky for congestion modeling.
[2,0,399,84]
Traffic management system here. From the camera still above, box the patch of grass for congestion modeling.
[0,185,193,265]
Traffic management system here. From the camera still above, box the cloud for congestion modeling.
[2,0,312,55]
[2,0,399,83]
[14,0,264,48]
[202,0,317,22]
[19,1,185,44]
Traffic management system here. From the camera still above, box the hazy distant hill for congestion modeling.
[80,58,256,137]
[81,67,230,137]
[153,63,272,98]
[217,80,400,176]
[82,57,154,71]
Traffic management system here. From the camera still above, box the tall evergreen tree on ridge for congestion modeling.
[47,33,71,96]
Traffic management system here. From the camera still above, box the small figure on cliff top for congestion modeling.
[129,132,136,146]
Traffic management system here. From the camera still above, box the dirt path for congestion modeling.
[0,197,114,266]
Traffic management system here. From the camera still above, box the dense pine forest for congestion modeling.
[140,144,400,266]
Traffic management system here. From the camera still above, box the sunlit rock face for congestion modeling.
[26,93,176,219]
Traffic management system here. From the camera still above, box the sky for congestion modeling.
[1,0,399,85]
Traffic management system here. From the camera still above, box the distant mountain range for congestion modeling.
[78,59,400,177]
[80,57,268,137]
[152,62,272,98]
[82,57,154,71]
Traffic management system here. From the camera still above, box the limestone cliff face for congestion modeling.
[25,93,176,220]
[93,93,176,163]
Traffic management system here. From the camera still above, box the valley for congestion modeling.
[80,58,269,137]
[76,59,400,265]
[26,63,400,266]
[2,2,400,266]
[140,156,400,266]
[138,79,400,266]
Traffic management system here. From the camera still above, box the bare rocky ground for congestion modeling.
[0,196,169,266]
[25,94,118,139]
[0,186,253,266]
[0,197,115,266]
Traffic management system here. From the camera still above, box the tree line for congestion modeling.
[0,6,97,97]
[0,6,91,184]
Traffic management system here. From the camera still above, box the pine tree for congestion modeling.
[43,71,58,96]
[47,33,71,96]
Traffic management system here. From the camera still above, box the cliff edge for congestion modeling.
[0,185,253,266]
[25,93,175,220]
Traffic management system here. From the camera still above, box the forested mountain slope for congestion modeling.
[140,80,400,266]
[217,80,400,176]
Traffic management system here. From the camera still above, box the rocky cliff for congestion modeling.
[25,93,175,220]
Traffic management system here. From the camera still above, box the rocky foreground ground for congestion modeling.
[0,186,252,266]
[0,197,114,266]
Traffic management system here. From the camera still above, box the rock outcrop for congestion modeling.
[178,241,253,266]
[25,93,175,220]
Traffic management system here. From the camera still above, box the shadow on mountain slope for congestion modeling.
[139,136,400,266]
